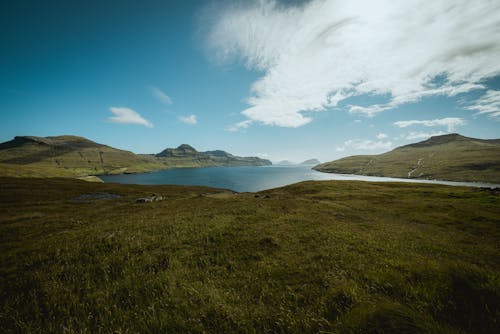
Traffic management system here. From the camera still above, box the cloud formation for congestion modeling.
[465,90,500,119]
[178,115,197,125]
[336,139,392,152]
[108,107,154,128]
[404,131,447,141]
[394,117,466,132]
[151,87,173,105]
[376,133,388,139]
[227,120,252,132]
[207,0,500,127]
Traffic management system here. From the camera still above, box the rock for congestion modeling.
[136,194,164,203]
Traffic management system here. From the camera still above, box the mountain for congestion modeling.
[313,133,500,183]
[275,160,294,165]
[155,144,272,167]
[0,135,165,177]
[300,159,321,165]
[0,136,271,178]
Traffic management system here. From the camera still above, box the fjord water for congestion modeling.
[100,165,499,192]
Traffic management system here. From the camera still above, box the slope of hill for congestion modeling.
[0,136,165,177]
[155,144,272,167]
[314,134,500,183]
[0,136,272,178]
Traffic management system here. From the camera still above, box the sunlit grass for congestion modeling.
[0,178,499,333]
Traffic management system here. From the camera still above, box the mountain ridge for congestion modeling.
[0,136,271,178]
[155,144,271,168]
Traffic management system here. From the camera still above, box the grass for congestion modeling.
[0,177,499,333]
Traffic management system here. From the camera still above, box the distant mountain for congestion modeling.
[0,136,271,178]
[275,160,294,165]
[0,135,164,177]
[314,134,500,183]
[274,159,320,166]
[155,144,272,167]
[300,159,321,165]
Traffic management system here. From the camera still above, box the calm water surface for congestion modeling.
[100,165,499,192]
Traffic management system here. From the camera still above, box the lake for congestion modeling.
[99,165,500,192]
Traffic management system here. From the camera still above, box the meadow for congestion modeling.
[0,177,499,333]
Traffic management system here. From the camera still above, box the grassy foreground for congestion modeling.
[0,178,499,333]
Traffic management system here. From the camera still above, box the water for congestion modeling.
[99,165,500,192]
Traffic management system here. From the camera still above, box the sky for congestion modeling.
[1,0,499,163]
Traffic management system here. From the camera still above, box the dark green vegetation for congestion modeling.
[1,177,499,333]
[0,136,271,178]
[314,134,500,183]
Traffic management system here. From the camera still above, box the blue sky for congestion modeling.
[1,0,499,163]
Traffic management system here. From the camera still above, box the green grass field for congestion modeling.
[1,178,499,333]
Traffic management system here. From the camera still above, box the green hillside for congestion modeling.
[314,134,500,183]
[0,178,498,333]
[0,136,164,177]
[0,136,271,178]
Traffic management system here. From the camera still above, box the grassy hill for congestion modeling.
[1,177,499,333]
[0,136,271,178]
[314,134,500,183]
[0,136,165,177]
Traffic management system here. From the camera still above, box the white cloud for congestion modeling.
[227,120,253,132]
[394,117,466,131]
[376,133,388,139]
[178,115,197,125]
[151,87,173,105]
[336,139,392,152]
[404,131,447,140]
[465,90,500,119]
[348,83,485,116]
[108,107,154,128]
[206,0,500,127]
